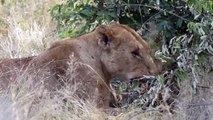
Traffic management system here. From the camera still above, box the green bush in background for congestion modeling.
[51,0,213,91]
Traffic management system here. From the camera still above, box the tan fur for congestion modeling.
[0,57,34,89]
[0,23,161,108]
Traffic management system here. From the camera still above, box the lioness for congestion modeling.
[0,23,160,108]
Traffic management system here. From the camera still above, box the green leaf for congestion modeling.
[176,19,183,28]
[119,82,128,92]
[130,80,141,91]
[176,70,189,81]
[157,74,165,84]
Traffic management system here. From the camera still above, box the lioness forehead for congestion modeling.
[108,23,150,49]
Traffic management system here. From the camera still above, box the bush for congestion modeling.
[51,0,212,84]
[50,0,213,114]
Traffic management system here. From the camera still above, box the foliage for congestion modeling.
[51,0,212,40]
[51,0,213,109]
[156,0,213,90]
[50,0,116,38]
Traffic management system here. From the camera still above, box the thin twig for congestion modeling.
[187,103,213,107]
[142,11,161,27]
[106,3,191,22]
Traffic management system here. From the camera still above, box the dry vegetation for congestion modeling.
[0,0,213,120]
[0,0,144,120]
[0,0,59,58]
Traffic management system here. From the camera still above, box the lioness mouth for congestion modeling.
[110,75,157,108]
[110,71,180,115]
[110,75,156,93]
[130,75,156,83]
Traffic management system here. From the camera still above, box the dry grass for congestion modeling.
[0,1,133,120]
[2,0,211,120]
[0,0,173,119]
[0,67,106,120]
[0,0,59,58]
[0,0,166,119]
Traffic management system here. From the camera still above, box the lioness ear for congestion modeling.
[97,25,120,49]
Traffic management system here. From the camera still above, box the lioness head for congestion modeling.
[96,23,160,82]
[0,22,161,109]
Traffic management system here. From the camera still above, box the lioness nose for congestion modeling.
[149,63,162,75]
[150,69,157,75]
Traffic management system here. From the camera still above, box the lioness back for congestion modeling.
[0,23,161,109]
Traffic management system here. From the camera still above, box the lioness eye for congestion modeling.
[131,49,139,56]
[131,48,143,59]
